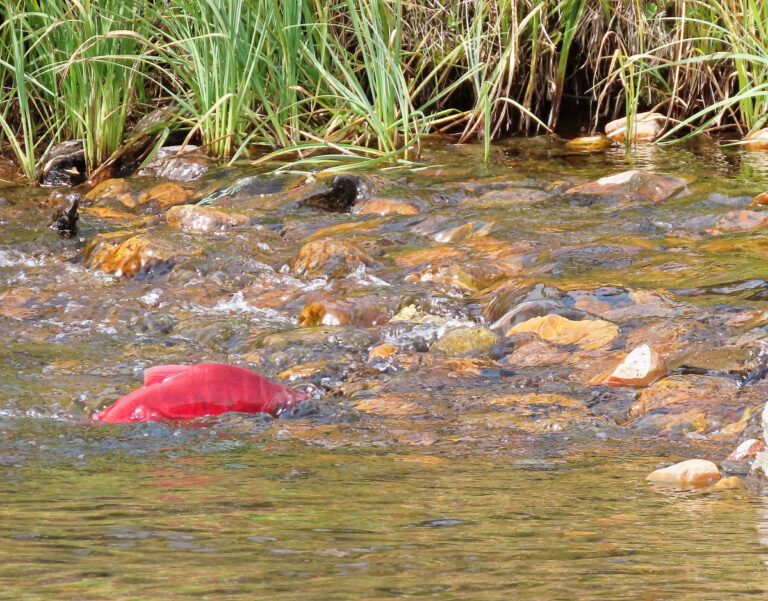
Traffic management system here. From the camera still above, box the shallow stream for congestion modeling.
[3,136,768,598]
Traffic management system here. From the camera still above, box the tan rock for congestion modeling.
[565,135,614,151]
[605,112,667,143]
[292,237,381,278]
[82,232,179,277]
[565,170,688,203]
[356,197,419,216]
[605,344,666,388]
[744,128,768,150]
[711,476,741,490]
[646,459,721,487]
[166,204,249,232]
[507,314,619,351]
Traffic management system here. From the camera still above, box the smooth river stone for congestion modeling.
[646,459,721,487]
[82,232,180,277]
[744,128,768,150]
[565,170,688,203]
[292,237,381,278]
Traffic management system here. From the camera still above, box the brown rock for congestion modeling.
[749,191,768,206]
[356,197,419,216]
[507,314,619,351]
[605,112,667,143]
[292,237,381,278]
[605,345,667,388]
[137,145,211,181]
[166,204,249,232]
[566,170,688,203]
[646,459,721,487]
[82,232,179,277]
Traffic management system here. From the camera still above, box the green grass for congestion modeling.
[2,0,768,181]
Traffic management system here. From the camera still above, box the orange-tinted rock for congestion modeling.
[83,232,179,277]
[605,112,666,143]
[392,246,465,268]
[566,170,687,203]
[84,178,135,207]
[356,197,419,216]
[646,459,721,487]
[744,128,768,150]
[727,438,766,461]
[428,220,494,243]
[166,204,249,232]
[565,135,614,151]
[406,261,514,292]
[292,237,381,278]
[605,344,667,388]
[711,476,741,490]
[298,296,391,328]
[706,210,768,234]
[138,182,196,208]
[369,343,398,361]
[630,374,740,418]
[503,339,572,368]
[507,314,619,350]
[749,191,768,206]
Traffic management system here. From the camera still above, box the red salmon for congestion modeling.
[92,363,307,423]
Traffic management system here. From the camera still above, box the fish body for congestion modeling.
[93,363,307,424]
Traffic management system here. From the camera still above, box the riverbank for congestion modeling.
[2,1,767,181]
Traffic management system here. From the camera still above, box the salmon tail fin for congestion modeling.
[143,364,192,387]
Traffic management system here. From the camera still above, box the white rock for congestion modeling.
[606,344,666,388]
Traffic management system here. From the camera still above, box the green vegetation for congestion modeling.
[1,0,768,181]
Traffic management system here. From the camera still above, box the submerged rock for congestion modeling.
[604,344,666,388]
[565,135,614,151]
[355,197,419,216]
[166,204,249,232]
[506,314,619,350]
[630,374,740,419]
[605,112,667,143]
[292,237,381,278]
[647,459,721,487]
[706,210,768,234]
[566,170,688,203]
[82,231,180,277]
[430,326,499,357]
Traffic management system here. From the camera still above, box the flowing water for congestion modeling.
[4,136,768,598]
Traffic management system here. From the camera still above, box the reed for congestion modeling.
[2,0,768,181]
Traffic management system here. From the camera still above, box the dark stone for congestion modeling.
[38,140,86,187]
[300,175,367,212]
[48,192,81,237]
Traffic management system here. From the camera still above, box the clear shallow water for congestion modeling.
[2,436,767,601]
[4,136,768,598]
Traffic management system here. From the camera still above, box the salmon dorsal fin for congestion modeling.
[143,364,192,387]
